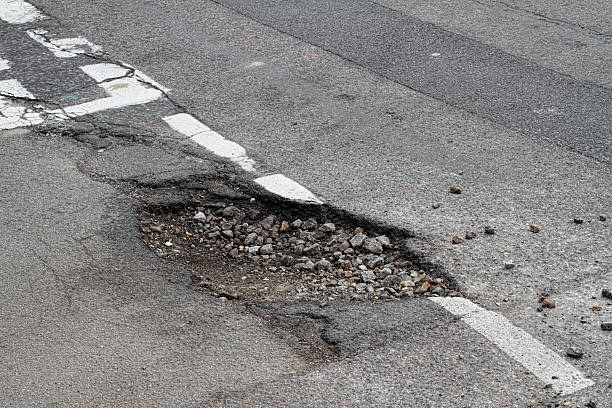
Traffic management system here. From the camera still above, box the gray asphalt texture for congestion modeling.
[216,0,612,163]
[2,0,612,406]
[1,130,551,407]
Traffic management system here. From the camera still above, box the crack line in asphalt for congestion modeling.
[471,0,611,37]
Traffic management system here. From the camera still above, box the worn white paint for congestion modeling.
[162,113,255,172]
[163,113,207,137]
[246,61,265,68]
[0,58,10,71]
[0,79,43,129]
[80,63,130,82]
[254,174,323,204]
[0,78,35,99]
[120,62,170,93]
[27,29,102,58]
[430,297,595,395]
[0,0,43,24]
[45,63,162,119]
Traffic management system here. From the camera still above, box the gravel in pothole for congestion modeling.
[141,202,462,302]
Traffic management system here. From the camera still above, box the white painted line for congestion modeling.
[0,0,43,24]
[163,113,256,172]
[0,78,35,99]
[45,63,162,119]
[0,58,10,71]
[0,79,42,129]
[430,297,595,395]
[163,113,208,137]
[120,62,170,93]
[80,63,130,82]
[254,174,323,204]
[27,29,102,58]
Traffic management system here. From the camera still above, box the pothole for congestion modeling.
[140,189,463,302]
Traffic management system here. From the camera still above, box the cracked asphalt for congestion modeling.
[1,1,611,407]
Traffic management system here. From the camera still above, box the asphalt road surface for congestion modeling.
[1,1,610,407]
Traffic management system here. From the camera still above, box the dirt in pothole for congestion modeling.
[140,193,462,302]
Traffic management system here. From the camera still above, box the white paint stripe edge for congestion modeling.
[45,63,162,119]
[27,29,102,58]
[162,113,255,172]
[163,114,322,202]
[0,79,43,130]
[120,62,170,93]
[0,0,43,24]
[80,63,131,83]
[0,78,35,99]
[430,297,594,395]
[254,174,323,204]
[0,58,10,71]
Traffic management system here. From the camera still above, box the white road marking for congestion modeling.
[163,113,207,137]
[0,58,10,71]
[163,114,322,200]
[430,297,595,396]
[0,79,43,129]
[27,29,102,58]
[45,63,163,119]
[120,62,170,93]
[0,78,35,99]
[254,174,323,204]
[80,63,130,82]
[163,113,255,172]
[0,0,43,24]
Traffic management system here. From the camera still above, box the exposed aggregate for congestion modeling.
[141,202,462,302]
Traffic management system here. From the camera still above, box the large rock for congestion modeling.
[363,238,383,254]
[360,270,376,282]
[350,233,367,248]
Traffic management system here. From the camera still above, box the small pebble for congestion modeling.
[573,218,584,224]
[484,226,495,235]
[320,222,336,232]
[504,262,515,270]
[602,289,612,300]
[601,322,612,331]
[541,297,556,308]
[432,203,441,209]
[529,224,540,233]
[599,215,606,222]
[452,235,463,244]
[449,186,462,194]
[566,347,584,359]
[465,231,476,240]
